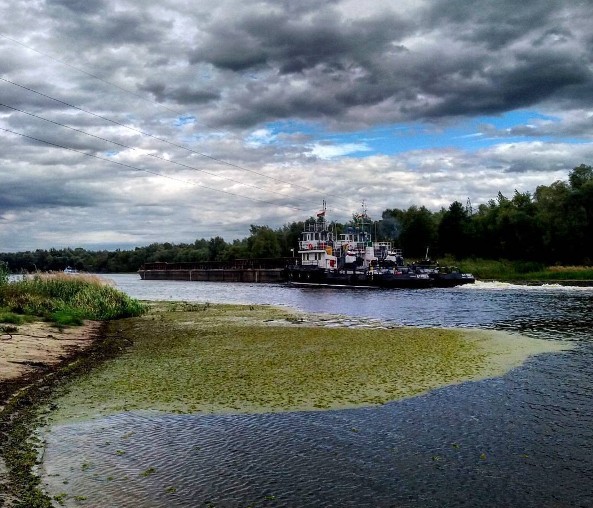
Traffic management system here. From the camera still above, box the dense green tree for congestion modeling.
[225,239,249,260]
[566,165,593,264]
[398,206,438,258]
[247,225,282,259]
[569,164,593,189]
[208,236,228,261]
[437,201,471,258]
[277,221,305,257]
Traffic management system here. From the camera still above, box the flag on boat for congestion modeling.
[317,210,326,217]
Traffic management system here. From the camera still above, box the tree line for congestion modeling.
[1,164,592,273]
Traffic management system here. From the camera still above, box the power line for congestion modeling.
[0,76,319,194]
[0,34,368,220]
[0,31,229,137]
[0,126,309,211]
[0,32,369,219]
[0,77,364,219]
[0,101,318,203]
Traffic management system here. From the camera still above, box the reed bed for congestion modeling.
[0,272,146,325]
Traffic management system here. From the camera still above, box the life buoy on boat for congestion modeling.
[308,243,313,249]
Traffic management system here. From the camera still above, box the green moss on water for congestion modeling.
[50,303,568,421]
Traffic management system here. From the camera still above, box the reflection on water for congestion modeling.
[41,276,593,507]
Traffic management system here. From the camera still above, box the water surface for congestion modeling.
[41,276,593,507]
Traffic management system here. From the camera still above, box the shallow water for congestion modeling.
[41,276,593,507]
[106,275,593,339]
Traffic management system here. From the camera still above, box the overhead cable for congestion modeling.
[0,126,308,212]
[0,76,318,193]
[0,101,320,203]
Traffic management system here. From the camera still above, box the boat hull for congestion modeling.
[287,268,434,289]
[430,274,476,287]
[375,273,433,289]
[287,269,368,286]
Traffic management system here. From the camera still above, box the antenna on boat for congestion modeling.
[317,200,327,221]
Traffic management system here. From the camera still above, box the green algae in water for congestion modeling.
[49,303,568,421]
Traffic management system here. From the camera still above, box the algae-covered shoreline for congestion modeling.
[0,301,571,506]
[49,302,569,422]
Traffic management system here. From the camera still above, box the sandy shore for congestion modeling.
[0,320,102,409]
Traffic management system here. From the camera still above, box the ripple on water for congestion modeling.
[41,349,593,508]
[39,277,593,506]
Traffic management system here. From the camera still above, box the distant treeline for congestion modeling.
[2,165,592,273]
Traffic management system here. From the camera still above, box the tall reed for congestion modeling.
[0,273,146,323]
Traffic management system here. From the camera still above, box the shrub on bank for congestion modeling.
[0,273,146,324]
[0,261,8,286]
[449,258,593,280]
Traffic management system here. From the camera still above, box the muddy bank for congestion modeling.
[0,320,112,507]
[0,321,102,410]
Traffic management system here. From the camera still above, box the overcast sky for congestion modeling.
[1,0,593,252]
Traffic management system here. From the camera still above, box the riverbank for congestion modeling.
[0,320,102,409]
[448,258,593,282]
[0,300,573,506]
[0,320,110,507]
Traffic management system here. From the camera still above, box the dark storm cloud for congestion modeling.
[45,0,108,15]
[424,0,559,46]
[178,0,593,127]
[418,53,591,118]
[9,0,593,130]
[0,178,102,211]
[188,8,411,74]
[45,3,171,50]
[137,81,220,105]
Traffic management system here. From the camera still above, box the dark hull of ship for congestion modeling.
[287,267,434,289]
[429,273,476,287]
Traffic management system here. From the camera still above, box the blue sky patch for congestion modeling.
[258,110,568,158]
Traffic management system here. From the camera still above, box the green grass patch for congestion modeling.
[0,309,35,325]
[50,308,86,326]
[0,273,146,325]
[442,258,593,281]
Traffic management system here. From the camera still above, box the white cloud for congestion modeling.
[1,0,592,251]
[308,142,371,160]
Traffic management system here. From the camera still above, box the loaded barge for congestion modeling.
[139,204,475,289]
[138,258,290,283]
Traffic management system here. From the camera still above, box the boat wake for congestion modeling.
[463,280,593,292]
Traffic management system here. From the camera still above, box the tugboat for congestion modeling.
[286,202,433,289]
[414,249,476,287]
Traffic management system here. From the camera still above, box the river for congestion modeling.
[41,275,593,507]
